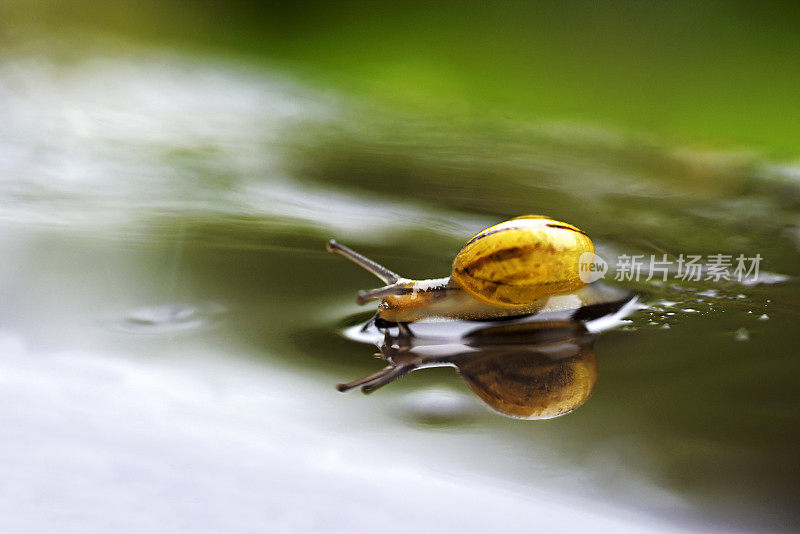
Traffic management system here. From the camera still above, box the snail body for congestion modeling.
[327,216,595,323]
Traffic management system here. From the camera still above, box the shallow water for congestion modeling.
[1,45,799,533]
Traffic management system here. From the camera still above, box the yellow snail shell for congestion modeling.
[451,216,594,309]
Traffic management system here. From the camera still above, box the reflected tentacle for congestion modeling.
[360,365,413,394]
[336,364,415,394]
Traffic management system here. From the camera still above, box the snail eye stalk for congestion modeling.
[327,240,400,284]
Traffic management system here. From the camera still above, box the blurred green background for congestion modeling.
[5,0,800,155]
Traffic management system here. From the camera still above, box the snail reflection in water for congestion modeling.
[328,216,637,418]
[341,318,605,419]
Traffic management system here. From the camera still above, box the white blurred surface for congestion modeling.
[0,331,685,534]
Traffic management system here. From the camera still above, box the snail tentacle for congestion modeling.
[356,282,409,305]
[327,240,400,284]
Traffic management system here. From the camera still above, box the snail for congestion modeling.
[327,215,596,322]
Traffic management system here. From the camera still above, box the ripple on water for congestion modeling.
[110,302,227,334]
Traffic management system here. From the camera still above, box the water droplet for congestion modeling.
[735,328,750,342]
